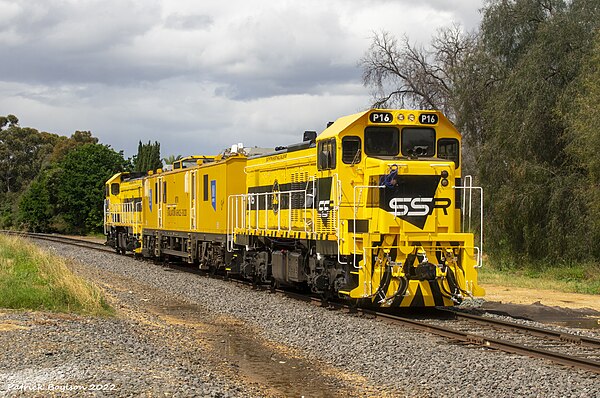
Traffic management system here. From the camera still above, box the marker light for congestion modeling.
[408,114,415,122]
[397,114,405,121]
[441,170,449,178]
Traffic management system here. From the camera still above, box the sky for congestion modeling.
[0,0,484,159]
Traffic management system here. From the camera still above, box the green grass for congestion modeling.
[479,257,600,295]
[87,232,105,239]
[0,235,114,315]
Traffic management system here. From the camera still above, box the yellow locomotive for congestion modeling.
[104,172,145,254]
[105,109,484,307]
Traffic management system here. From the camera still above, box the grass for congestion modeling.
[479,257,600,295]
[0,235,114,315]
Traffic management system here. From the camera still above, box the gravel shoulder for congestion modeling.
[2,241,600,397]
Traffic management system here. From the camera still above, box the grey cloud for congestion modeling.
[212,62,361,100]
[0,1,366,99]
[0,0,164,84]
[164,13,213,30]
[0,0,485,158]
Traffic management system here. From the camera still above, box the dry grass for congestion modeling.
[0,235,113,315]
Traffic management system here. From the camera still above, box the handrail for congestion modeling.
[335,174,347,265]
[453,177,483,268]
[105,201,142,229]
[227,184,323,252]
[352,185,385,269]
[103,199,109,235]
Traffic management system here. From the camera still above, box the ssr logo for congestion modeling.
[318,200,331,218]
[389,197,451,216]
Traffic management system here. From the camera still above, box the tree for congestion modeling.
[0,114,19,129]
[360,26,475,118]
[49,130,99,163]
[561,28,600,257]
[53,144,127,233]
[18,170,56,232]
[359,0,600,264]
[133,140,162,172]
[476,0,600,261]
[0,123,57,194]
[162,154,183,165]
[359,25,490,172]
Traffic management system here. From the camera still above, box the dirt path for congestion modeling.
[482,284,600,311]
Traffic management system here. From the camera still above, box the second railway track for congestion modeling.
[7,230,600,375]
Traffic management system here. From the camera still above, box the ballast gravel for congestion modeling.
[3,240,599,397]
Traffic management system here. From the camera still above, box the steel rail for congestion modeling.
[370,310,600,375]
[441,309,600,348]
[0,230,112,253]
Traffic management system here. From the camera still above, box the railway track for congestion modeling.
[0,230,113,253]
[4,230,600,375]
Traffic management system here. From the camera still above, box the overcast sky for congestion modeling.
[0,0,483,158]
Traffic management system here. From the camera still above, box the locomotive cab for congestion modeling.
[104,172,145,254]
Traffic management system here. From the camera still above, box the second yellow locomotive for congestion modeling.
[105,109,484,307]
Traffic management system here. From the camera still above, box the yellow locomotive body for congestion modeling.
[104,172,145,253]
[105,109,483,307]
[230,109,484,306]
[139,154,246,268]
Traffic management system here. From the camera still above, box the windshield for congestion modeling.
[401,127,435,157]
[364,127,399,156]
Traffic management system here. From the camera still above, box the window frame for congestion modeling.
[400,127,436,157]
[437,138,460,167]
[317,138,337,171]
[110,183,120,196]
[364,126,400,157]
[203,174,209,201]
[342,136,362,164]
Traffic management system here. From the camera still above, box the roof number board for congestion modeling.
[369,112,393,123]
[419,113,438,125]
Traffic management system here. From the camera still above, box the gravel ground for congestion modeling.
[0,310,253,397]
[2,240,599,397]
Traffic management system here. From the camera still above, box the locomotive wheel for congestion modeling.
[347,298,359,312]
[269,278,279,293]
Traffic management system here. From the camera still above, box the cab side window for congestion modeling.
[203,175,209,201]
[318,139,336,170]
[111,183,120,195]
[437,138,459,167]
[342,136,361,164]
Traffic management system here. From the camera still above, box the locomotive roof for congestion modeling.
[246,112,368,160]
[105,171,146,184]
[316,110,369,141]
[316,109,453,141]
